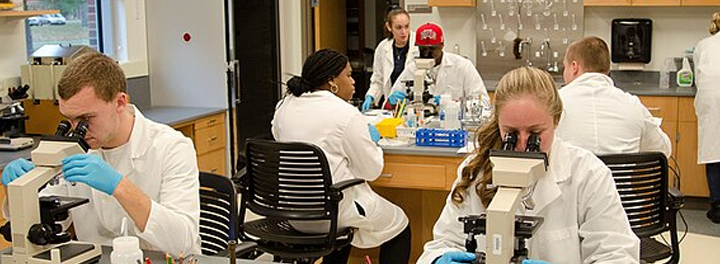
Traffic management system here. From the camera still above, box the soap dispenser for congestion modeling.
[111,218,143,264]
[676,57,694,87]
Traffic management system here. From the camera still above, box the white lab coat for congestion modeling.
[694,33,720,164]
[556,73,672,157]
[390,52,490,107]
[3,106,201,256]
[417,138,639,264]
[366,35,419,106]
[271,90,409,248]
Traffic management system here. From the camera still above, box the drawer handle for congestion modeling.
[207,119,217,125]
[208,136,218,142]
[647,107,661,112]
[380,173,392,178]
[210,168,218,173]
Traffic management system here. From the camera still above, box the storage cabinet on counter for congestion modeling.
[173,112,227,176]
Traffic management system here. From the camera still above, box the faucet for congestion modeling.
[513,37,533,67]
[540,40,559,73]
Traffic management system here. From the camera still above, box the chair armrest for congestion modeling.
[329,179,365,201]
[668,187,685,211]
[232,167,248,190]
[330,179,365,191]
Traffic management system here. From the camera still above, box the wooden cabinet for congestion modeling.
[173,112,227,176]
[0,9,58,19]
[371,154,463,191]
[676,97,706,197]
[428,0,477,7]
[585,0,718,5]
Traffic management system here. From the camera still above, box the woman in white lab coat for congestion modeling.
[361,7,418,111]
[694,12,720,223]
[272,49,410,264]
[417,67,639,264]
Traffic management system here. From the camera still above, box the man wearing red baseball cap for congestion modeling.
[387,23,489,108]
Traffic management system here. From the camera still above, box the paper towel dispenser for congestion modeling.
[611,18,652,64]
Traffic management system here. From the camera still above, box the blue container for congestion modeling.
[415,128,467,147]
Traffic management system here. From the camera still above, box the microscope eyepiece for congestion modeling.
[502,132,518,151]
[68,121,89,140]
[525,133,541,152]
[55,120,72,136]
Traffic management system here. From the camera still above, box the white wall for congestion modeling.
[279,1,304,83]
[0,17,28,82]
[585,6,715,71]
[145,0,226,108]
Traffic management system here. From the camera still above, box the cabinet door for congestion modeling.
[583,0,631,6]
[682,0,720,5]
[677,121,708,197]
[633,0,681,5]
[313,0,346,52]
[428,0,477,6]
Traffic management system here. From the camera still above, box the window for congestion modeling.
[23,0,103,57]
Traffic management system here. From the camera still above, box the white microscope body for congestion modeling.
[412,58,435,105]
[2,129,102,264]
[485,150,547,264]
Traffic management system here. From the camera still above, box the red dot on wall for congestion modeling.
[182,32,192,43]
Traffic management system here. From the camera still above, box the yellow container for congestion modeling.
[375,118,404,138]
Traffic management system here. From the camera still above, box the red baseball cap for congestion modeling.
[415,23,444,46]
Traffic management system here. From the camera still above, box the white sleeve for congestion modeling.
[136,138,200,256]
[367,44,385,104]
[462,61,490,107]
[390,65,415,95]
[636,98,673,157]
[341,114,384,181]
[577,164,640,263]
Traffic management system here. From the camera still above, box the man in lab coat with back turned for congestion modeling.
[556,36,672,157]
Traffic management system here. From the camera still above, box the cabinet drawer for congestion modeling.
[677,97,697,122]
[638,96,678,121]
[372,162,447,190]
[198,148,226,176]
[195,124,226,155]
[194,113,225,130]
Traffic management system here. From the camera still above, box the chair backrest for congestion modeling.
[241,138,336,221]
[199,172,238,256]
[597,152,669,238]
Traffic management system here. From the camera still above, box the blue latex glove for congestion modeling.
[522,259,553,264]
[361,95,374,112]
[2,158,35,186]
[434,95,442,105]
[61,154,123,195]
[434,251,476,264]
[388,90,407,105]
[368,124,381,143]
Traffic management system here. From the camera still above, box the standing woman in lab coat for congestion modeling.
[361,7,418,111]
[417,67,639,264]
[272,49,411,264]
[694,12,720,223]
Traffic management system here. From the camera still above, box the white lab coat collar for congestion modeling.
[439,51,455,68]
[127,105,150,160]
[565,72,614,90]
[527,138,570,214]
[383,33,417,65]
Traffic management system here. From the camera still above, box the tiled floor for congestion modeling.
[673,232,720,263]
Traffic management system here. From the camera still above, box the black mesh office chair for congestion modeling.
[236,139,364,263]
[598,152,684,264]
[199,172,239,256]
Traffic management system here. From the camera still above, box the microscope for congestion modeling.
[1,120,102,264]
[0,85,34,151]
[400,58,437,120]
[459,132,547,264]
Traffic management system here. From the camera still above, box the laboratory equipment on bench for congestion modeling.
[459,132,547,264]
[0,84,34,150]
[0,120,102,264]
[401,58,438,120]
[20,45,93,135]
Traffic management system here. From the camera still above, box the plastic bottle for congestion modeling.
[405,108,416,128]
[659,58,673,89]
[444,102,461,130]
[676,56,694,87]
[111,236,142,264]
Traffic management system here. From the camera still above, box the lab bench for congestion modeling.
[0,245,278,264]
